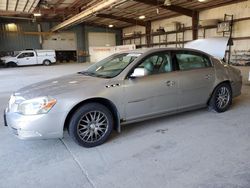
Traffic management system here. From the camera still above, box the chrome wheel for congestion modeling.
[77,111,108,143]
[215,86,230,109]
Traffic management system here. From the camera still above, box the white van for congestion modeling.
[1,50,56,67]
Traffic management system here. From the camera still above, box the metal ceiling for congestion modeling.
[0,0,39,13]
[0,0,247,29]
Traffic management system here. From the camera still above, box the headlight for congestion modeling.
[17,96,57,115]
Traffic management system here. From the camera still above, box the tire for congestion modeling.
[43,60,51,66]
[68,103,114,147]
[6,62,17,67]
[209,83,232,113]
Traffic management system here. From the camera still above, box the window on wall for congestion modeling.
[175,51,211,71]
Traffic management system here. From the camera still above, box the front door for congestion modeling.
[124,51,180,121]
[17,52,36,66]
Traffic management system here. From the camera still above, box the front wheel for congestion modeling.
[209,83,232,113]
[6,62,17,67]
[68,103,114,147]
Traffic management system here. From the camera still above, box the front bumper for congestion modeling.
[4,109,65,140]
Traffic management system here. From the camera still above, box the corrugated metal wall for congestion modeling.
[0,21,122,62]
[0,22,41,51]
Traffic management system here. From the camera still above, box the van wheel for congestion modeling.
[6,62,17,67]
[209,83,232,113]
[43,60,51,66]
[68,103,114,147]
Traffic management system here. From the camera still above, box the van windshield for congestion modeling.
[80,53,141,78]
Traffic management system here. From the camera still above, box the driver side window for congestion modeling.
[134,52,172,77]
[17,53,25,58]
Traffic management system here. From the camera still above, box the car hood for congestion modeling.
[185,37,229,59]
[15,73,109,99]
[1,56,13,60]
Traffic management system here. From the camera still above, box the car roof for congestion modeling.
[121,47,213,57]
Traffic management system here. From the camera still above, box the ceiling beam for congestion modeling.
[14,0,20,11]
[0,10,31,15]
[6,0,9,10]
[54,0,66,8]
[28,0,37,12]
[133,0,193,17]
[23,0,29,12]
[96,13,146,26]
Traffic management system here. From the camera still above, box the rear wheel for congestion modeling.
[43,60,51,66]
[68,103,114,147]
[209,83,232,113]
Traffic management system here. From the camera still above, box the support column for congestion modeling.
[146,21,151,47]
[192,11,199,40]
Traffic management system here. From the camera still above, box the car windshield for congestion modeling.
[80,53,141,78]
[12,51,20,57]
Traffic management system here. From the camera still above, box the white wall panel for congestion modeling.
[88,32,116,47]
[42,32,77,50]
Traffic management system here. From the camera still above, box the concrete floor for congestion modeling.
[0,63,250,188]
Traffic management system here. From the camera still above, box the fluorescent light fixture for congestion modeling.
[52,0,125,32]
[198,0,206,2]
[108,24,114,28]
[33,13,42,17]
[139,15,146,20]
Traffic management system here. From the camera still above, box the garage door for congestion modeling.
[42,32,77,50]
[88,32,116,47]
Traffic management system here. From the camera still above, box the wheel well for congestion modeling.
[207,80,231,105]
[43,59,51,63]
[63,98,121,132]
[7,61,16,64]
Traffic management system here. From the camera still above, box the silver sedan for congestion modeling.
[4,48,242,147]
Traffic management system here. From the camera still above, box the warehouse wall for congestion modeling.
[0,21,122,62]
[81,25,122,62]
[122,1,250,50]
[0,22,41,51]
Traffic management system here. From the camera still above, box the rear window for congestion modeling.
[176,51,211,71]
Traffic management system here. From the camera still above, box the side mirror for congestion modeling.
[130,68,147,78]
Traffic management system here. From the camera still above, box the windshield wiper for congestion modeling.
[78,71,111,78]
[78,71,95,76]
[94,74,112,78]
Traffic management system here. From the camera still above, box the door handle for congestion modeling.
[204,74,211,80]
[166,80,175,87]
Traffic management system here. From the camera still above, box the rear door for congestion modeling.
[17,52,36,66]
[173,50,215,108]
[124,51,180,121]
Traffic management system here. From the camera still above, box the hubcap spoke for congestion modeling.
[77,111,108,143]
[216,87,230,109]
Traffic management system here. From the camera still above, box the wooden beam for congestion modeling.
[0,30,53,35]
[192,11,199,40]
[134,0,193,17]
[28,0,36,12]
[96,13,147,26]
[54,0,66,8]
[23,0,29,12]
[6,0,9,10]
[14,0,20,11]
